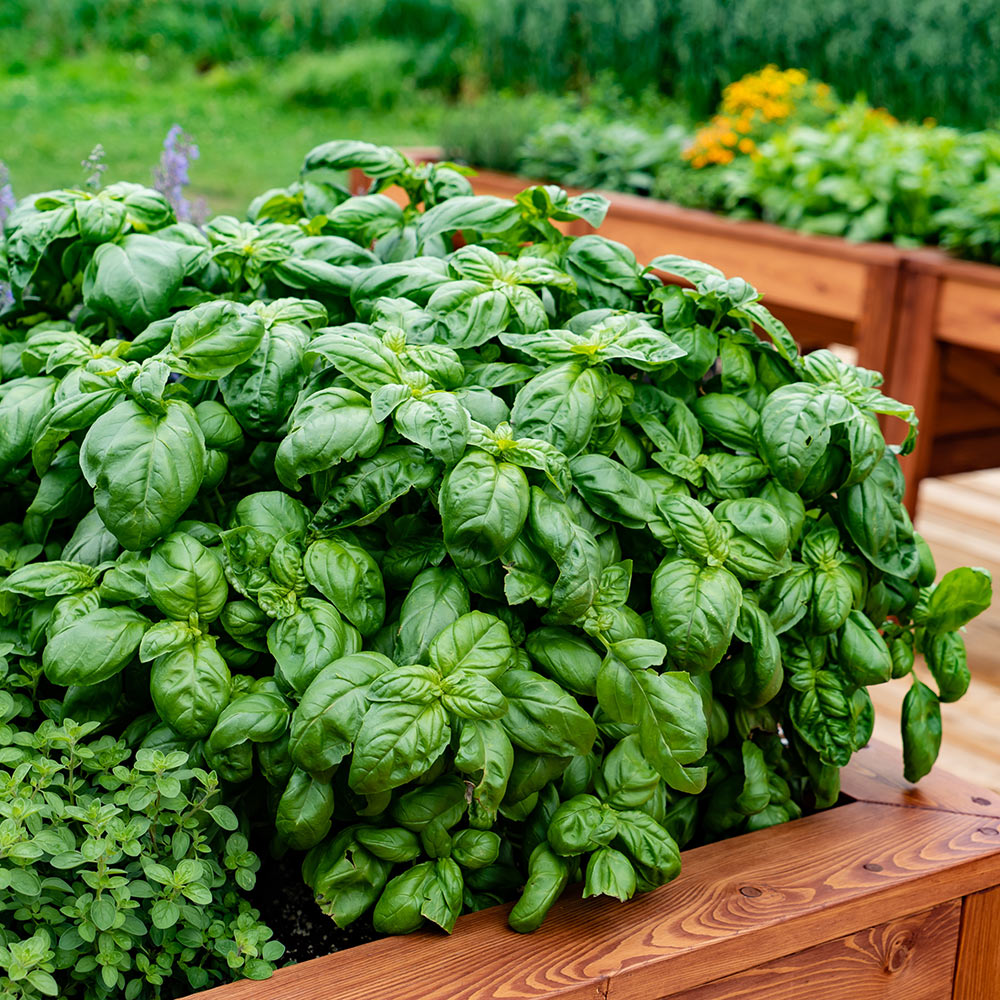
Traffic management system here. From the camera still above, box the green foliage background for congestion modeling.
[4,0,1000,128]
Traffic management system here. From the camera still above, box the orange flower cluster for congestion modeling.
[685,65,838,169]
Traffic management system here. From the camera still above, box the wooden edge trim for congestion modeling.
[185,800,1000,1000]
[840,741,1000,818]
[902,248,1000,287]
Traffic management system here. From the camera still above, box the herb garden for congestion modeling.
[0,141,995,999]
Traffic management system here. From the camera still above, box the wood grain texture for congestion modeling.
[936,276,1000,352]
[185,801,1000,1000]
[841,742,1000,818]
[661,900,961,1000]
[953,885,1000,999]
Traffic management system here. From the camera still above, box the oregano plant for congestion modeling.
[0,642,282,998]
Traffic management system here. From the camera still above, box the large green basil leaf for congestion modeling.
[439,670,507,720]
[524,627,602,697]
[304,537,386,636]
[206,691,289,755]
[614,809,681,885]
[149,636,231,739]
[394,392,470,465]
[349,699,450,794]
[440,450,529,569]
[84,398,206,550]
[690,394,759,452]
[42,606,148,686]
[788,665,854,768]
[569,454,657,529]
[527,487,602,624]
[924,567,992,635]
[395,567,470,665]
[146,532,228,622]
[167,300,266,379]
[274,387,384,489]
[0,376,57,478]
[837,610,891,687]
[289,652,393,774]
[715,498,791,581]
[219,322,309,436]
[511,362,604,458]
[924,631,970,703]
[757,384,850,492]
[1,560,101,599]
[901,681,942,783]
[428,611,517,681]
[657,495,729,566]
[311,445,440,532]
[497,669,597,757]
[455,718,514,828]
[267,598,361,695]
[276,768,335,851]
[83,234,185,331]
[651,557,742,672]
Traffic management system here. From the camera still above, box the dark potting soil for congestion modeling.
[250,851,381,964]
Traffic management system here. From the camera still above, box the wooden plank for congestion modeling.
[928,430,1000,478]
[185,802,1000,1000]
[840,742,1000,818]
[942,347,1000,408]
[663,900,961,1000]
[952,885,1000,999]
[936,277,1000,353]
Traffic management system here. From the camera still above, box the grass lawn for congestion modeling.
[1,51,444,216]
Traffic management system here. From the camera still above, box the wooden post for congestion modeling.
[953,885,1000,999]
[885,262,943,515]
[856,261,903,377]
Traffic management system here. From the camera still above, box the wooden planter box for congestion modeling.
[186,741,1000,1000]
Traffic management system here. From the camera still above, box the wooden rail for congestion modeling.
[186,741,1000,1000]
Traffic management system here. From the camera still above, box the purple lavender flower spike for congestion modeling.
[154,125,201,222]
[0,162,15,229]
[81,144,107,191]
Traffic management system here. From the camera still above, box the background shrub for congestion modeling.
[275,43,417,111]
[5,0,1000,126]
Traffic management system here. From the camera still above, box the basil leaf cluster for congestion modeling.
[0,141,991,938]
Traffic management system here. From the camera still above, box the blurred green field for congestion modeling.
[0,53,442,216]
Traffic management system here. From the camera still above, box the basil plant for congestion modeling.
[0,141,991,936]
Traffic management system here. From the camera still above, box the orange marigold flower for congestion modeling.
[738,137,755,153]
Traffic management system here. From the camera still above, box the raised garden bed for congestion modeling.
[184,741,1000,1000]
